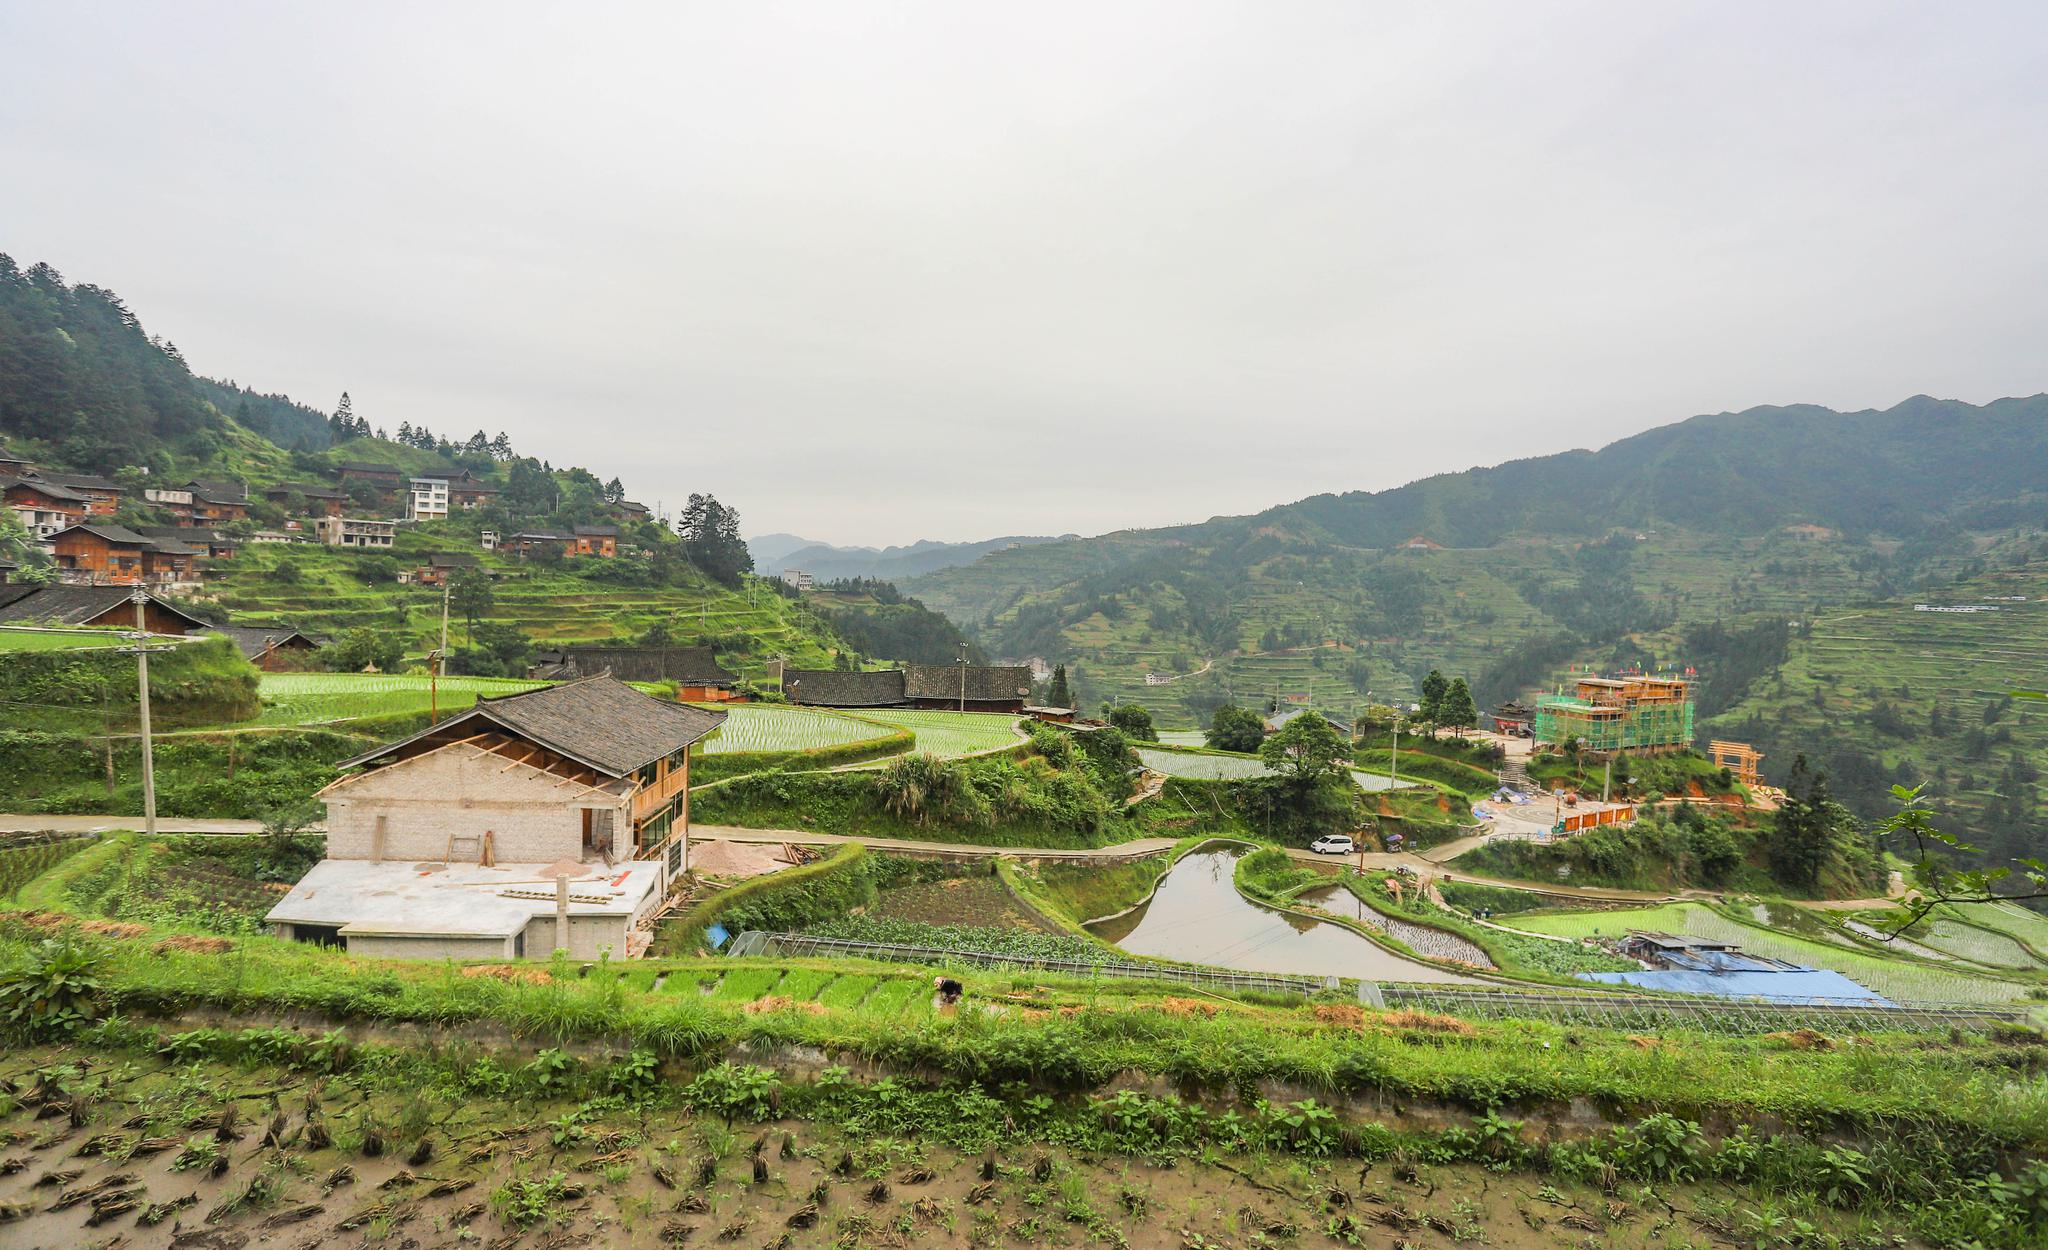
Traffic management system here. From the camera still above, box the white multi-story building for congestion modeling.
[314,516,397,549]
[407,477,450,522]
[781,568,813,591]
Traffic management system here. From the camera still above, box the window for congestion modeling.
[291,924,345,948]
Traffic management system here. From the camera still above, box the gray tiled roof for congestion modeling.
[534,646,735,686]
[344,675,725,778]
[30,471,122,492]
[901,664,1033,703]
[0,475,93,503]
[204,624,323,658]
[0,585,211,630]
[782,669,908,707]
[266,481,349,499]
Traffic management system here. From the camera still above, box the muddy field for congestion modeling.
[0,1044,1915,1250]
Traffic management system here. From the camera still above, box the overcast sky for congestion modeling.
[3,3,2045,547]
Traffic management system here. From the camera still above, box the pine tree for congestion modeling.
[333,392,353,439]
[604,477,625,504]
[1418,668,1449,736]
[398,421,414,445]
[1047,665,1072,709]
[490,431,513,459]
[1439,677,1478,732]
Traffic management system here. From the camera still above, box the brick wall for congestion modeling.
[322,742,629,864]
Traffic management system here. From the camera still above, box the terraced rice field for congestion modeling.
[251,672,546,725]
[1134,746,1400,792]
[1948,900,2048,953]
[692,704,897,755]
[1514,903,2034,1004]
[1920,919,2043,969]
[853,708,1025,757]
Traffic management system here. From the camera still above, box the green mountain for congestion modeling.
[0,253,859,677]
[906,394,2048,856]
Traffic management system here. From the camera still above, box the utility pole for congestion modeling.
[430,578,450,724]
[128,588,158,839]
[957,641,968,712]
[1390,715,1399,788]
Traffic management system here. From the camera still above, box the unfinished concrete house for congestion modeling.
[267,675,724,960]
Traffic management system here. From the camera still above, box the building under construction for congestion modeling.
[1534,676,1694,754]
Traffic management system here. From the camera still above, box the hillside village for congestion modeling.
[6,238,2048,1249]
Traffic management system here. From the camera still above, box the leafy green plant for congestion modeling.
[0,936,105,1037]
[491,1171,571,1229]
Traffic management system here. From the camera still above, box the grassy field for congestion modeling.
[0,626,133,651]
[693,703,896,755]
[248,671,547,725]
[1512,902,2040,1005]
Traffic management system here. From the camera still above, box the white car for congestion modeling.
[1309,835,1354,855]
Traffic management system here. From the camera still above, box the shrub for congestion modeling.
[0,936,106,1038]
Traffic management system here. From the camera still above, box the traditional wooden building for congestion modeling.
[205,624,324,670]
[264,482,349,517]
[782,664,1032,714]
[138,526,238,562]
[27,471,123,516]
[402,551,483,586]
[1490,699,1535,737]
[49,524,199,585]
[0,584,210,634]
[573,524,619,557]
[1,475,90,541]
[530,645,739,701]
[269,677,724,959]
[331,462,407,490]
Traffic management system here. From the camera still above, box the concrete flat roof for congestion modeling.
[266,858,662,937]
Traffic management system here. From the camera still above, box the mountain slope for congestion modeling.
[907,394,2045,727]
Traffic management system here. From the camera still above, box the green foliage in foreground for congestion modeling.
[0,727,368,817]
[0,634,259,733]
[1,915,2044,1160]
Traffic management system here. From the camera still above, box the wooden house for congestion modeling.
[138,526,238,562]
[573,524,619,557]
[205,624,324,671]
[331,462,406,490]
[269,676,725,960]
[1,475,89,541]
[49,523,199,586]
[27,471,123,516]
[529,645,739,701]
[183,479,250,524]
[0,584,209,634]
[901,663,1032,713]
[405,551,482,586]
[264,482,349,517]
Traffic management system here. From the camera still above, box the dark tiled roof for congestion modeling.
[0,585,211,630]
[901,664,1033,703]
[574,524,619,537]
[266,481,348,499]
[331,461,406,474]
[55,523,152,547]
[138,526,232,546]
[204,624,323,658]
[1262,707,1353,735]
[421,551,481,568]
[0,475,92,503]
[534,646,735,686]
[782,669,908,707]
[31,471,122,492]
[346,675,725,777]
[185,479,248,501]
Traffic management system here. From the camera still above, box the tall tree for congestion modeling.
[1046,664,1073,709]
[1769,754,1837,892]
[1206,703,1266,753]
[448,567,495,645]
[330,392,353,439]
[1259,712,1352,783]
[1438,676,1478,732]
[1418,668,1449,737]
[676,493,753,587]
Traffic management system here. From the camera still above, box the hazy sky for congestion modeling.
[4,3,2045,546]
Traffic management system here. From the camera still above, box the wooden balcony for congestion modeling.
[630,763,689,823]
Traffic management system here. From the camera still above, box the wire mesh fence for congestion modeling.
[732,931,2032,1035]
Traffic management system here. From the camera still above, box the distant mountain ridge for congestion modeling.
[750,533,1071,583]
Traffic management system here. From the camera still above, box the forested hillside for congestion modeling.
[907,395,2048,857]
[0,254,867,675]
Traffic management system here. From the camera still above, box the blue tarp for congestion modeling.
[1577,966,1893,1005]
